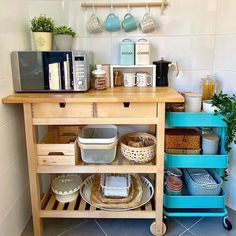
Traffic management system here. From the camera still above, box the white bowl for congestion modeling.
[203,100,218,113]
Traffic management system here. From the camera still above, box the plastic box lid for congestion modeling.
[78,125,118,144]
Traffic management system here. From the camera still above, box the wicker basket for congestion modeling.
[120,132,156,164]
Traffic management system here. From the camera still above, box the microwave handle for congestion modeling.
[64,54,71,89]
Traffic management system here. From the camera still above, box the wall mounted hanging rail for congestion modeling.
[81,1,168,13]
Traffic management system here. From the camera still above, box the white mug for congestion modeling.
[136,73,152,87]
[139,13,155,33]
[87,14,103,34]
[123,73,138,87]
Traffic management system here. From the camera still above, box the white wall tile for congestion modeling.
[157,0,217,35]
[0,0,29,36]
[0,186,31,236]
[169,70,212,93]
[0,154,28,223]
[216,0,236,34]
[214,34,236,71]
[214,71,236,95]
[0,35,31,80]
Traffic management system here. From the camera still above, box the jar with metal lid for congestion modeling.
[201,75,217,100]
[92,64,107,91]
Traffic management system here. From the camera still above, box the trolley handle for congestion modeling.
[202,183,218,190]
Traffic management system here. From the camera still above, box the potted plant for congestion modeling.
[53,25,76,50]
[30,14,54,51]
[212,91,236,154]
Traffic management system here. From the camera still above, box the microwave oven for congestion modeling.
[11,50,93,92]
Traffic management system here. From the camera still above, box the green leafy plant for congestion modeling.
[212,91,236,153]
[53,26,76,37]
[30,14,54,32]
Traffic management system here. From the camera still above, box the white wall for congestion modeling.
[28,0,236,210]
[0,0,32,235]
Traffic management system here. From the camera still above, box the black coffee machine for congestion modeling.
[153,57,179,86]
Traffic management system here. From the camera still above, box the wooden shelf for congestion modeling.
[40,191,156,219]
[37,149,157,174]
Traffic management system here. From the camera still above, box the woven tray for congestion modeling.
[91,175,143,209]
[120,132,156,164]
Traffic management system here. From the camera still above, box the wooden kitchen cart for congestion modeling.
[2,87,183,236]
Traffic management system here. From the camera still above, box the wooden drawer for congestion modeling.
[96,103,157,118]
[32,103,93,118]
[37,128,78,166]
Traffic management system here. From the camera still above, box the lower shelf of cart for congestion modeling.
[164,153,228,168]
[163,189,226,209]
[164,207,228,217]
[40,191,156,218]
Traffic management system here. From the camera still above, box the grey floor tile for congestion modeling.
[189,216,235,236]
[97,218,187,236]
[60,220,105,236]
[179,230,195,236]
[97,219,153,236]
[164,218,189,236]
[173,217,203,229]
[21,218,87,236]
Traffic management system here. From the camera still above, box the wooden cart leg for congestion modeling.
[152,102,166,235]
[24,104,43,236]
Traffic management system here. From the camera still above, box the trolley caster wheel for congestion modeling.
[150,222,167,236]
[223,216,232,231]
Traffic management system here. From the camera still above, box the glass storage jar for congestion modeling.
[201,75,217,100]
[92,64,107,91]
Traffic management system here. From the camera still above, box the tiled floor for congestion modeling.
[21,207,235,236]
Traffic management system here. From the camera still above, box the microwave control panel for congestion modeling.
[73,51,90,91]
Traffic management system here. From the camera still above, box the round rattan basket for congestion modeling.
[120,132,156,164]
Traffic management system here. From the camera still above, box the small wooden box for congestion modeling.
[165,128,200,149]
[37,127,79,166]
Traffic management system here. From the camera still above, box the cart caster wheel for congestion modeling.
[223,216,232,231]
[150,222,167,236]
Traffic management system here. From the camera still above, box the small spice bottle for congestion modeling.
[92,65,107,91]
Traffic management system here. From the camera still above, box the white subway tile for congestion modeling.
[169,70,212,93]
[214,35,236,71]
[0,186,31,236]
[216,0,236,34]
[214,71,236,95]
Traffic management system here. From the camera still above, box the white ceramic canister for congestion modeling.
[185,93,202,112]
[202,134,220,155]
[135,39,150,65]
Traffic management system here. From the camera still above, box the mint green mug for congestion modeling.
[122,13,137,32]
[104,13,121,32]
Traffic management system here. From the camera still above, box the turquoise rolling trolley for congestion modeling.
[164,112,232,231]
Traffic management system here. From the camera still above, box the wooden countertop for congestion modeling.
[2,87,184,104]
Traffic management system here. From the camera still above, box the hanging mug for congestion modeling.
[122,13,138,32]
[104,13,121,32]
[87,14,103,34]
[139,13,155,33]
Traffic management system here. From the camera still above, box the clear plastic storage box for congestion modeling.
[78,125,118,163]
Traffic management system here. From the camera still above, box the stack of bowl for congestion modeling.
[166,176,183,196]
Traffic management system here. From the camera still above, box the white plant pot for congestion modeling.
[54,35,73,50]
[33,32,52,51]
